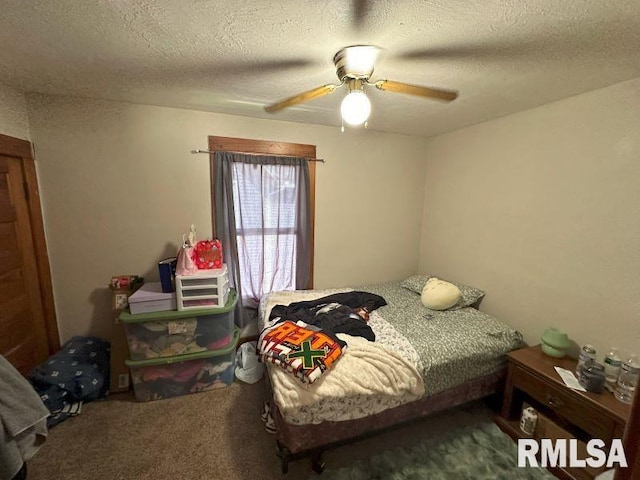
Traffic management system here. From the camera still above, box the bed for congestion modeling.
[258,276,524,473]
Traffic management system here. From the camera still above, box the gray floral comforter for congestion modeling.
[359,282,524,395]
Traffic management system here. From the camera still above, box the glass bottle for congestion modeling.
[603,347,622,389]
[614,354,640,404]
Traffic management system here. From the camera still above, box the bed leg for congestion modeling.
[311,451,325,474]
[276,441,291,474]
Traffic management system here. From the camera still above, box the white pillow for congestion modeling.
[421,277,461,310]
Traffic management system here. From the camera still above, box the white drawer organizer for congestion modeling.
[176,264,230,311]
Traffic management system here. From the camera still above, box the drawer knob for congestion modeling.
[547,394,563,409]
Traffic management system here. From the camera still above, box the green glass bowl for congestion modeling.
[541,327,571,358]
[541,343,566,358]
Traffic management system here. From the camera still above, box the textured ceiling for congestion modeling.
[1,0,639,137]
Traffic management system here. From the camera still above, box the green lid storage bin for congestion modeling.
[126,328,239,402]
[119,290,237,361]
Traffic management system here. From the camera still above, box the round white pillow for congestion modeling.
[421,277,461,310]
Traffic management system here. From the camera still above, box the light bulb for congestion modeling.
[340,91,371,126]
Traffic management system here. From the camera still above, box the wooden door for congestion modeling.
[0,134,58,375]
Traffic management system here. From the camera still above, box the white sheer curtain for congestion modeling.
[213,152,311,326]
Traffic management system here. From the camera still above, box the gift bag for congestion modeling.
[175,226,199,276]
[176,245,198,276]
[192,239,223,269]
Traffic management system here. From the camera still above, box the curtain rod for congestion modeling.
[190,149,325,163]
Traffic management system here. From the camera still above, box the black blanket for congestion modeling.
[269,291,387,346]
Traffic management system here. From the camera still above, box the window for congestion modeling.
[232,160,302,295]
[209,136,316,323]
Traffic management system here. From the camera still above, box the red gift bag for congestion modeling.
[192,239,223,269]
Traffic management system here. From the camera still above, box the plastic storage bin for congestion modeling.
[126,328,239,402]
[176,265,230,311]
[119,290,237,361]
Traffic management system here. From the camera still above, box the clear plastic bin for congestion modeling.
[119,290,237,360]
[126,329,238,402]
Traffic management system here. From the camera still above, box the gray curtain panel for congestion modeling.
[213,151,311,327]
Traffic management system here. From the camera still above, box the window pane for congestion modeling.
[237,233,297,295]
[231,161,301,302]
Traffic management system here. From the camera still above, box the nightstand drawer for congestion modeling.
[512,366,615,440]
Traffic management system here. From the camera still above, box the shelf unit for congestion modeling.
[176,265,230,311]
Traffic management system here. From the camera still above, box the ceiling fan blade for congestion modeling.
[373,80,458,102]
[397,45,489,62]
[264,84,340,113]
[212,58,316,77]
[352,0,373,29]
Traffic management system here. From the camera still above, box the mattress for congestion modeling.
[259,282,522,425]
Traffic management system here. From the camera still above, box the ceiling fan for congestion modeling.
[263,45,458,127]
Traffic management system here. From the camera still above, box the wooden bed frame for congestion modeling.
[267,368,507,473]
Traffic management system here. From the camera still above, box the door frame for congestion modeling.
[0,132,59,354]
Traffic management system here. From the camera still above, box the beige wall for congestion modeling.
[419,78,640,359]
[0,83,30,140]
[26,94,429,342]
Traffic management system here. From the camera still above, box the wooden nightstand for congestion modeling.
[496,345,630,480]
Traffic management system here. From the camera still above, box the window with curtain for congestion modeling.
[212,141,315,328]
[232,159,306,302]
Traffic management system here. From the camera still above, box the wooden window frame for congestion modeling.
[208,136,316,289]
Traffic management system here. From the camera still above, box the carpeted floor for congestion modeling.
[26,381,541,480]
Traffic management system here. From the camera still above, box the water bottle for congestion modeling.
[614,354,640,404]
[576,344,597,379]
[603,347,622,389]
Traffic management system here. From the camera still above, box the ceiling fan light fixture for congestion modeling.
[345,45,379,76]
[334,45,380,80]
[263,44,458,125]
[340,90,371,126]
